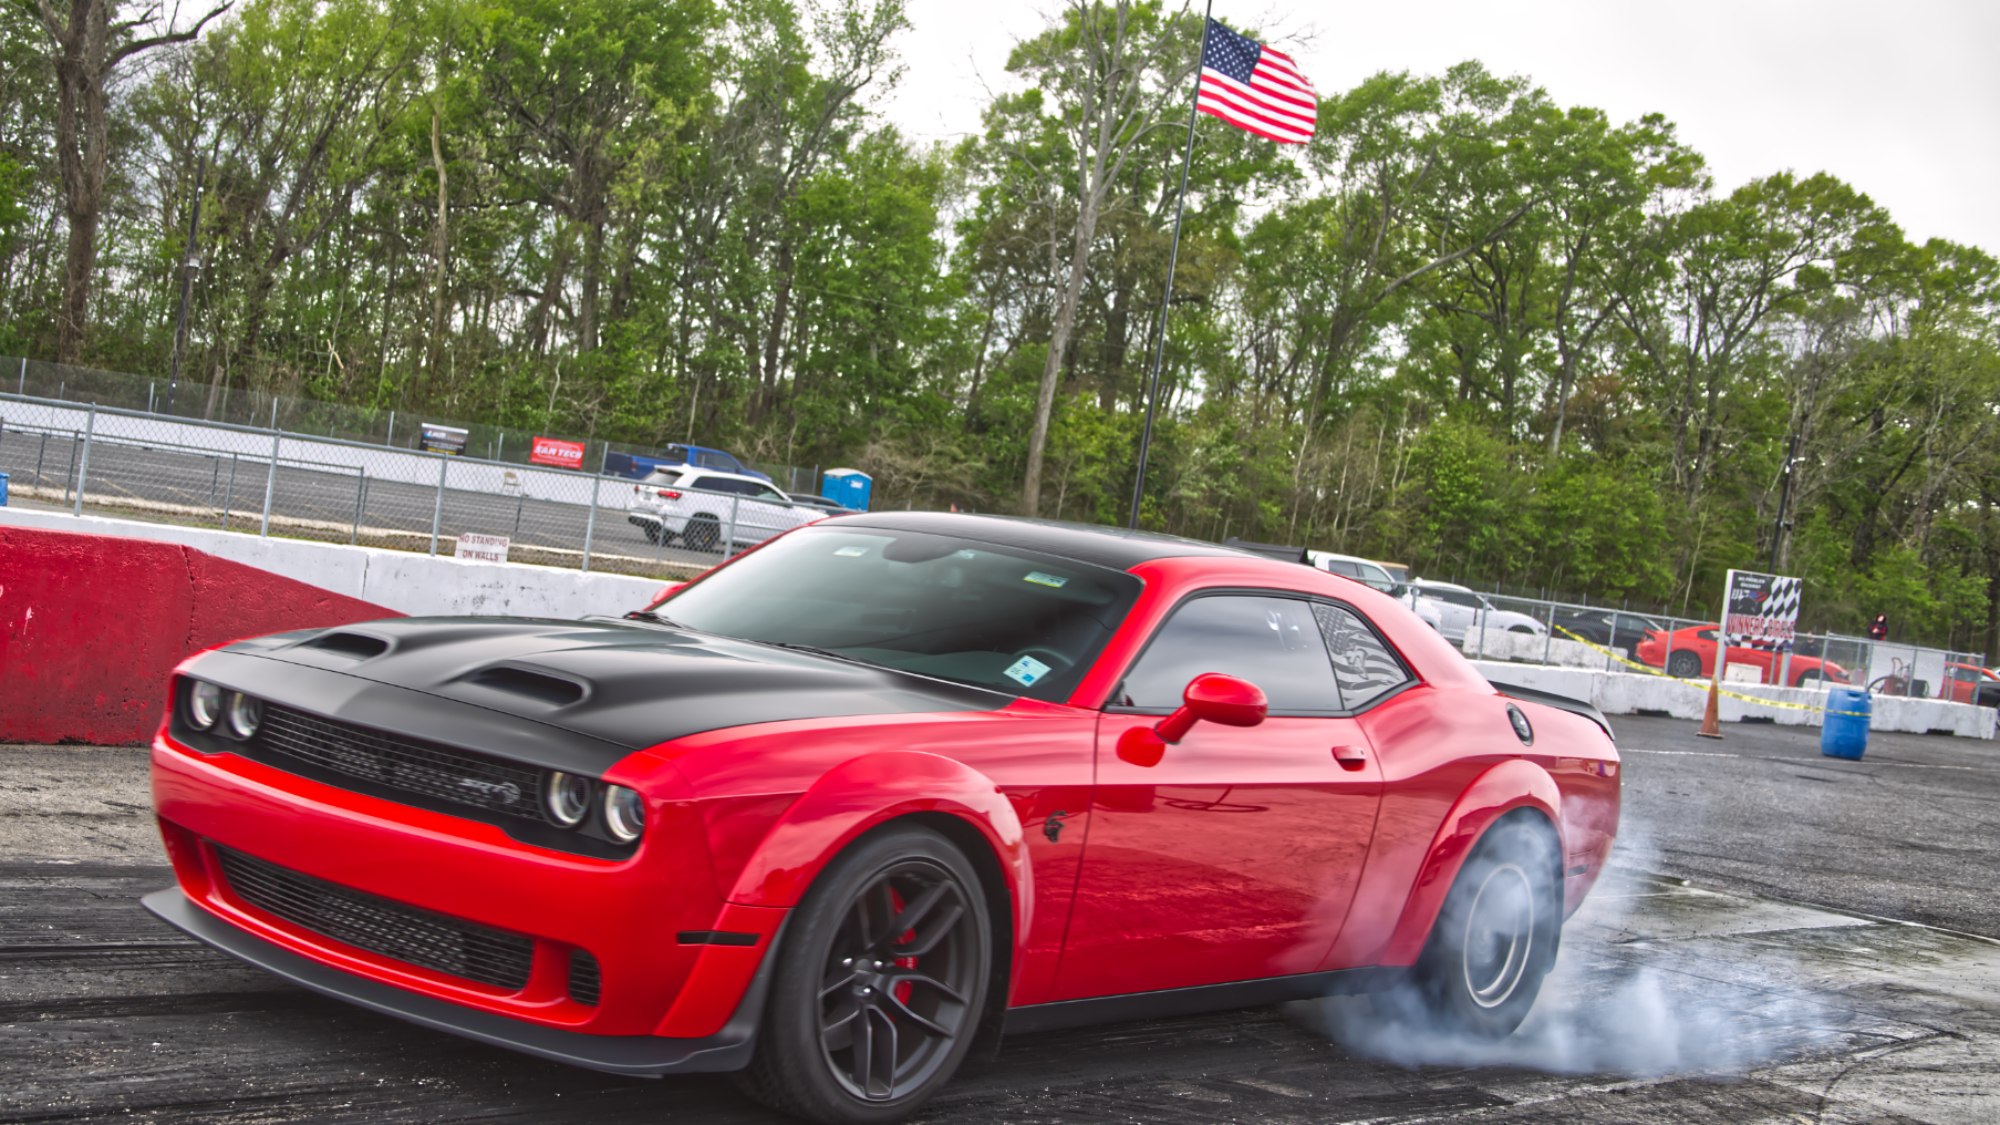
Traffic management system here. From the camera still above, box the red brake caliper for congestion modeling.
[889,887,916,1006]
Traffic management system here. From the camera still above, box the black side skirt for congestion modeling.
[141,887,773,1078]
[1002,966,1411,1035]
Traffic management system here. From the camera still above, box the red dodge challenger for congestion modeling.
[145,514,1621,1123]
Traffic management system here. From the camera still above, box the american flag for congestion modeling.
[1196,19,1317,145]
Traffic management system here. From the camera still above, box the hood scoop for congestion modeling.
[302,632,391,660]
[459,665,588,708]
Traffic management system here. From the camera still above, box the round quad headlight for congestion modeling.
[603,785,645,844]
[226,693,263,739]
[187,681,223,730]
[545,772,592,827]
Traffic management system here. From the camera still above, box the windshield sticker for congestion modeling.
[1023,571,1069,589]
[1004,655,1053,686]
[834,546,870,557]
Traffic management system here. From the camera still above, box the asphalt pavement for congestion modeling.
[2,716,1996,1123]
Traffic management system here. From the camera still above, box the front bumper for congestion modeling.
[143,887,772,1077]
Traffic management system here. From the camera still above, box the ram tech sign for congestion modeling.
[529,436,586,469]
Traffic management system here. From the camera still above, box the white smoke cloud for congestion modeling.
[1293,823,1830,1077]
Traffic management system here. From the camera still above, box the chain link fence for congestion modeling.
[0,391,818,581]
[1,354,818,493]
[1426,585,1992,705]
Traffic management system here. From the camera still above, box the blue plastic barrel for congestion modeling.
[1820,688,1871,759]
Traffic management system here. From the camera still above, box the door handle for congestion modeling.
[1332,744,1368,769]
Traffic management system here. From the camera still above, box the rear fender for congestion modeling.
[1377,758,1563,965]
[723,751,1027,940]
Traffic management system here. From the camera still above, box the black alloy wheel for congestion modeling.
[1409,816,1560,1040]
[684,515,722,553]
[735,825,990,1124]
[1667,650,1703,679]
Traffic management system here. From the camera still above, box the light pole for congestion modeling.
[1767,431,1800,574]
[164,153,207,416]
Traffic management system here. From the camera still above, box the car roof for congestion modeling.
[819,512,1254,570]
[676,467,775,485]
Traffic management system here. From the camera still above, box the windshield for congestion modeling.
[658,526,1144,701]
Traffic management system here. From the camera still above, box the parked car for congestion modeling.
[787,492,861,515]
[1632,624,1851,686]
[1402,580,1548,643]
[626,467,818,552]
[1940,662,2000,706]
[146,512,1619,1124]
[1550,609,1668,656]
[1305,551,1398,593]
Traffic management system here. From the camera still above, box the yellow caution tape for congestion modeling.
[1543,623,1870,717]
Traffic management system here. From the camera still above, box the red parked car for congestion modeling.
[145,514,1621,1123]
[1634,624,1850,686]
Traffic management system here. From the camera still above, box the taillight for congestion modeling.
[660,490,681,500]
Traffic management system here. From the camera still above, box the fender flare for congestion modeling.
[1378,758,1564,965]
[723,750,1029,944]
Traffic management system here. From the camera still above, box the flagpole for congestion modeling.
[1127,0,1213,529]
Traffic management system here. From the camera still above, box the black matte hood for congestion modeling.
[230,617,1010,750]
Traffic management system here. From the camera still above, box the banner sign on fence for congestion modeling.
[453,533,509,564]
[1722,569,1802,651]
[530,436,585,468]
[419,423,468,455]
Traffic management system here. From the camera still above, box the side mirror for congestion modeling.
[1118,673,1268,767]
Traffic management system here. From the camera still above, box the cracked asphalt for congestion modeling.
[2,714,1996,1123]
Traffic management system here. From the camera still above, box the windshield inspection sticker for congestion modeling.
[834,545,870,557]
[1024,571,1069,589]
[1004,655,1052,686]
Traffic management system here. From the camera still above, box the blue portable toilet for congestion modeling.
[1820,688,1871,760]
[823,468,872,512]
[0,471,8,506]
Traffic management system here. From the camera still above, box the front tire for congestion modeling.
[1409,817,1560,1040]
[735,825,991,1124]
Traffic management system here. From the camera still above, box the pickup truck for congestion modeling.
[604,443,772,483]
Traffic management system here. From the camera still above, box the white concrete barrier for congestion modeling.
[1472,660,1997,740]
[0,506,667,620]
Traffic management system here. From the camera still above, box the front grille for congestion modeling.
[215,845,534,990]
[568,950,602,1006]
[256,705,547,824]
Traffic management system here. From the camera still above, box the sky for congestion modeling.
[874,0,2000,255]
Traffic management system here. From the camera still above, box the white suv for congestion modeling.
[627,468,822,553]
[1401,580,1547,642]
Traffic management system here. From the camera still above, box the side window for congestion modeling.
[1118,596,1340,713]
[1313,603,1412,710]
[1434,589,1478,608]
[754,487,789,502]
[1697,628,1718,642]
[1326,560,1359,576]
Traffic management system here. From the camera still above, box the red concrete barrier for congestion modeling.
[0,526,399,745]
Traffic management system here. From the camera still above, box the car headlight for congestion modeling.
[545,771,592,827]
[225,693,263,739]
[187,681,223,730]
[603,785,645,843]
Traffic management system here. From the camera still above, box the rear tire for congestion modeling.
[640,522,663,546]
[1409,816,1560,1040]
[684,515,722,553]
[733,825,991,1124]
[1667,651,1702,679]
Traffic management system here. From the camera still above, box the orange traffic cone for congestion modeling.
[1696,681,1723,739]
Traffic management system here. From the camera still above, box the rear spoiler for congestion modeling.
[1485,680,1615,742]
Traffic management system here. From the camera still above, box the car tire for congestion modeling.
[639,522,663,546]
[1667,651,1702,679]
[684,515,722,553]
[1508,625,1536,635]
[1794,670,1822,688]
[1409,816,1560,1040]
[733,824,991,1124]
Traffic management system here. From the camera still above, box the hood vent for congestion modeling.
[304,632,390,660]
[462,666,587,708]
